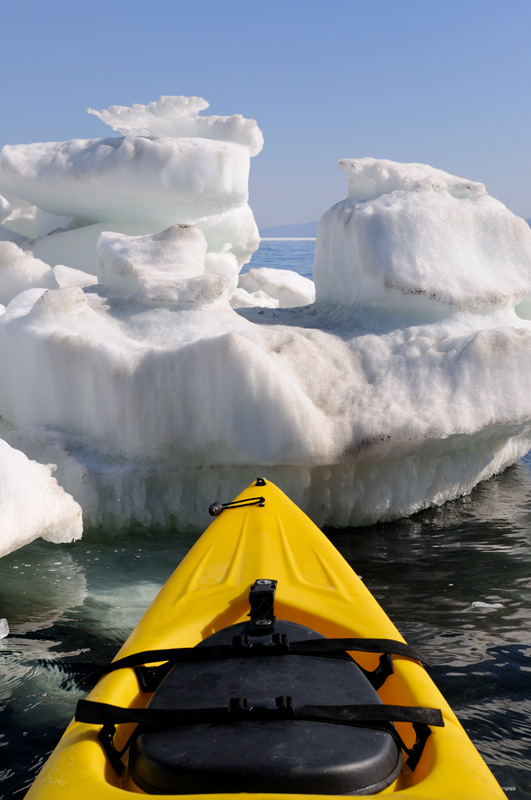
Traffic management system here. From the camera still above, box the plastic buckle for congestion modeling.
[231,632,289,656]
[229,696,294,720]
[272,632,290,653]
[275,695,295,717]
[231,634,270,655]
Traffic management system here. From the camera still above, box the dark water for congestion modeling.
[328,457,531,798]
[1,241,530,798]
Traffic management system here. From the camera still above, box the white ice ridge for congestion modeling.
[0,137,251,227]
[2,99,531,554]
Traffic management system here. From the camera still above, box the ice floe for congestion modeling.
[1,98,531,555]
[0,439,82,558]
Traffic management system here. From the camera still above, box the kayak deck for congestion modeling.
[25,478,507,799]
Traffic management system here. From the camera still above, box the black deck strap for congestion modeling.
[76,699,233,727]
[135,645,391,695]
[296,703,442,726]
[80,643,235,687]
[81,635,430,689]
[76,698,444,729]
[294,703,444,771]
[290,638,432,669]
[135,631,289,692]
[75,698,443,731]
[76,698,444,774]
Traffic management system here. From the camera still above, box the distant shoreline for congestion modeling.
[259,222,319,238]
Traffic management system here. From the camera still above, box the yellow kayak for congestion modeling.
[25,478,507,799]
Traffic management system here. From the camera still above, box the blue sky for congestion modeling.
[1,0,530,228]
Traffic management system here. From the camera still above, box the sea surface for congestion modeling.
[243,236,315,279]
[1,239,530,798]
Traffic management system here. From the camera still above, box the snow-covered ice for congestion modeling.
[314,158,531,311]
[237,267,315,307]
[1,98,531,556]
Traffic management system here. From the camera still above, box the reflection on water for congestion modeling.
[1,550,87,635]
[1,463,531,798]
[0,532,196,796]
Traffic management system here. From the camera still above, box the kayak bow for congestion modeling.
[25,478,507,799]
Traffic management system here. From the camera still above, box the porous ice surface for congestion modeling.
[1,103,531,556]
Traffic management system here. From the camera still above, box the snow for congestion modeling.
[1,97,531,557]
